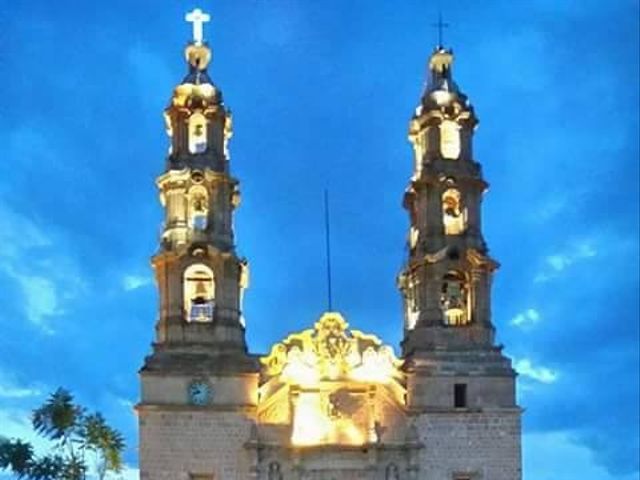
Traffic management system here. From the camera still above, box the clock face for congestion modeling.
[188,381,210,406]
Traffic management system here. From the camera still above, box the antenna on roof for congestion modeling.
[324,189,333,312]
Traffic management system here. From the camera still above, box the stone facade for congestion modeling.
[137,11,521,480]
[139,410,255,480]
[416,412,521,479]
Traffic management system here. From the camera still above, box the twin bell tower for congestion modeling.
[137,9,521,480]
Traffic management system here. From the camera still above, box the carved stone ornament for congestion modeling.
[261,312,402,385]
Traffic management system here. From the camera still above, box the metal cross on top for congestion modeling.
[185,8,211,44]
[432,12,449,48]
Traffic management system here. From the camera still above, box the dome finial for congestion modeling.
[183,8,213,75]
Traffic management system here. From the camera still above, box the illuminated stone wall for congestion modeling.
[259,313,406,448]
[139,410,254,479]
[416,411,522,479]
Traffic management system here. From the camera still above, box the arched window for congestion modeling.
[267,462,282,480]
[406,276,419,331]
[441,271,469,326]
[184,264,215,322]
[188,112,208,154]
[386,463,400,480]
[188,186,208,231]
[408,226,419,252]
[412,129,428,176]
[442,188,466,235]
[440,120,460,159]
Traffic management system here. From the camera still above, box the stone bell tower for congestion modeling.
[138,10,258,480]
[153,17,247,351]
[399,46,496,351]
[399,45,522,479]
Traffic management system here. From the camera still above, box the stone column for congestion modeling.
[367,385,378,444]
[463,186,477,236]
[425,184,442,244]
[471,269,492,326]
[470,268,482,325]
[421,266,443,327]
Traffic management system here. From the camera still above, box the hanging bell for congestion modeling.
[194,279,208,298]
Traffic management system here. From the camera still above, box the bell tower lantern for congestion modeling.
[400,45,497,353]
[150,9,248,351]
[399,44,518,417]
[138,11,258,479]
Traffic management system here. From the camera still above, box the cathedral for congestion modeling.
[137,9,522,480]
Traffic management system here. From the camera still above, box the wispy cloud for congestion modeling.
[10,273,60,334]
[0,385,41,399]
[531,195,569,223]
[534,239,598,283]
[118,466,141,480]
[0,408,53,455]
[0,371,43,399]
[122,274,152,291]
[511,308,541,329]
[514,358,559,384]
[0,200,86,334]
[112,395,137,430]
[0,203,51,256]
[523,430,639,480]
[0,379,42,398]
[0,408,34,439]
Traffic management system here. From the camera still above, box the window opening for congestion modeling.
[188,113,208,154]
[386,463,400,480]
[184,264,215,322]
[454,383,467,408]
[440,119,460,159]
[442,188,466,235]
[441,271,469,325]
[190,193,208,230]
[268,462,282,480]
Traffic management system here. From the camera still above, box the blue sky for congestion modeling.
[0,1,638,478]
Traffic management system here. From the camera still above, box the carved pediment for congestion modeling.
[261,312,402,386]
[258,313,407,448]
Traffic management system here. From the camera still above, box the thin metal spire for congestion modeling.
[324,189,333,311]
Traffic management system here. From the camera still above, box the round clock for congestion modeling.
[187,380,211,406]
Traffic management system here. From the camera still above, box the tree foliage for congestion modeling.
[0,388,125,480]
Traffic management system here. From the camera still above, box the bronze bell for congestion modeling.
[194,279,208,298]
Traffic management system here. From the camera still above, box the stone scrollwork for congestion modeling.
[259,312,406,448]
[261,312,402,385]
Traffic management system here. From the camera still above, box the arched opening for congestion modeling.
[188,112,208,154]
[441,271,470,326]
[188,186,208,231]
[408,226,419,252]
[386,463,400,480]
[442,187,466,235]
[405,276,420,331]
[184,264,215,322]
[412,128,428,176]
[267,462,282,480]
[440,119,460,159]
